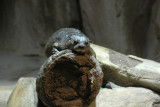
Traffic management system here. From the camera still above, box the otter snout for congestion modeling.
[78,44,86,49]
[74,43,88,53]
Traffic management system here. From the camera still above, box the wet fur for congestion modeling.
[45,28,95,57]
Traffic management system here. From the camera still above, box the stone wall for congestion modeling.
[0,0,160,60]
[80,0,156,58]
[0,0,81,55]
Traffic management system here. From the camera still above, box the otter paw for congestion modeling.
[52,48,59,54]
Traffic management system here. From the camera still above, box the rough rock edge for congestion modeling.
[90,43,160,93]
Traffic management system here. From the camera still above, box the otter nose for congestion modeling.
[79,44,86,49]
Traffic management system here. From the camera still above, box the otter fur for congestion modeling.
[45,28,95,57]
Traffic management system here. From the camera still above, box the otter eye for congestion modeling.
[85,41,88,45]
[74,41,78,44]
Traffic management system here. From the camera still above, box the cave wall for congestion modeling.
[0,0,160,60]
[80,0,155,58]
[0,0,81,55]
[145,0,160,61]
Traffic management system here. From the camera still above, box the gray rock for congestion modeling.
[0,52,46,83]
[7,77,38,107]
[0,0,81,55]
[96,87,160,107]
[80,0,154,57]
[145,0,160,61]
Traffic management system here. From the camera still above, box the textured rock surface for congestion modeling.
[0,52,46,84]
[0,0,81,55]
[0,85,15,107]
[4,79,160,107]
[91,43,160,93]
[96,88,160,107]
[145,0,160,61]
[1,0,160,60]
[80,0,155,57]
[36,50,103,107]
[7,77,38,107]
[1,0,160,89]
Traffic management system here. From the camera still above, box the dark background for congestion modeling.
[0,0,160,85]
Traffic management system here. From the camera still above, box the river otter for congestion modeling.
[45,28,95,57]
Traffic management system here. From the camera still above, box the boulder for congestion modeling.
[0,85,15,107]
[7,77,38,107]
[91,43,160,93]
[6,78,160,107]
[97,87,160,107]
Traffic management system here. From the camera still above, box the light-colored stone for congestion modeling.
[5,77,160,107]
[96,87,160,107]
[0,85,15,107]
[7,77,38,107]
[106,82,123,88]
[91,43,160,92]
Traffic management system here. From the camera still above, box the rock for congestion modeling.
[96,87,160,107]
[0,0,81,55]
[0,52,46,83]
[80,0,154,57]
[5,77,160,107]
[90,43,160,93]
[145,0,160,61]
[0,85,15,107]
[7,77,38,107]
[36,50,103,107]
[106,82,123,88]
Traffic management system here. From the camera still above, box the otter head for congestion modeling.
[68,35,90,54]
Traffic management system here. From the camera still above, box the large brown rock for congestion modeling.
[36,50,103,107]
